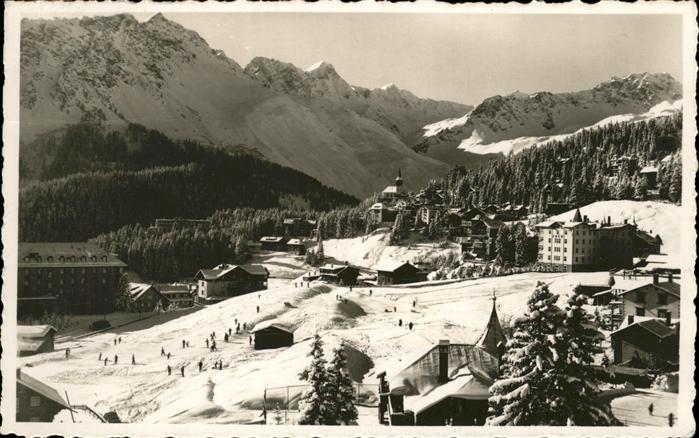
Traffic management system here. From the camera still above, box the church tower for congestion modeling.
[395,168,403,193]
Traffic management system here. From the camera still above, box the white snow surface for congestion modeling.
[18,267,636,424]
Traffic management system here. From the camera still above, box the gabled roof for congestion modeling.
[382,185,399,194]
[251,319,296,334]
[406,373,491,415]
[383,343,498,396]
[17,325,57,338]
[196,263,268,280]
[618,281,680,299]
[17,369,71,409]
[572,208,583,222]
[640,166,658,174]
[259,236,286,243]
[611,318,677,339]
[287,238,306,245]
[128,283,157,301]
[373,260,416,273]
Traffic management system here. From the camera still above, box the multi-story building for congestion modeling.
[460,214,504,260]
[535,209,636,272]
[616,273,680,321]
[194,263,269,306]
[150,218,211,233]
[18,243,127,317]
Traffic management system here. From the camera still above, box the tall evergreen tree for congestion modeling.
[326,342,359,425]
[487,282,566,425]
[298,334,330,425]
[556,294,620,425]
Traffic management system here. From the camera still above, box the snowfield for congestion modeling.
[19,267,660,425]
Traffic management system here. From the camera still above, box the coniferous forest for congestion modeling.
[19,123,358,242]
[430,113,682,210]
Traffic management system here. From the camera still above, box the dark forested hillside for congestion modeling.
[19,123,357,242]
[429,113,682,209]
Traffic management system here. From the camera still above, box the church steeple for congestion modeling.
[477,291,507,360]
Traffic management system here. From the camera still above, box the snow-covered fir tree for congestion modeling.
[316,229,325,262]
[297,334,330,424]
[326,342,358,425]
[556,293,620,425]
[487,281,567,425]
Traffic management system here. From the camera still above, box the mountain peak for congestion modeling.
[306,60,329,72]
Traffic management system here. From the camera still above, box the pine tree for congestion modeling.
[668,161,682,204]
[114,273,134,312]
[556,294,620,425]
[298,334,330,425]
[326,342,358,425]
[316,229,325,263]
[487,281,566,425]
[391,211,407,244]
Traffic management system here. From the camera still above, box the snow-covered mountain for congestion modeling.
[419,73,682,157]
[20,14,466,198]
[244,57,471,145]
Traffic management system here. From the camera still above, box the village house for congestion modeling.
[610,315,679,370]
[194,263,269,306]
[259,236,288,251]
[616,273,680,320]
[154,283,194,308]
[313,263,360,286]
[16,368,72,422]
[460,214,504,260]
[17,325,57,357]
[283,218,317,238]
[128,283,169,313]
[373,261,427,286]
[376,301,505,426]
[251,320,295,350]
[18,242,127,317]
[286,238,308,256]
[368,202,399,225]
[639,165,659,189]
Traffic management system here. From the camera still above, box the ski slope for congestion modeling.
[18,269,651,424]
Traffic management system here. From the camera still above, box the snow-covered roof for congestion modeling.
[17,325,56,338]
[259,236,286,243]
[128,283,156,301]
[640,166,658,174]
[611,318,677,339]
[661,154,673,163]
[405,373,491,415]
[382,185,399,194]
[373,260,414,273]
[17,369,71,409]
[197,264,268,280]
[286,238,306,246]
[251,319,296,334]
[534,220,560,228]
[370,202,386,210]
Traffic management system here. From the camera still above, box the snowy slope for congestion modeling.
[320,230,460,269]
[19,14,451,198]
[244,57,472,146]
[19,268,632,424]
[550,201,682,256]
[419,73,682,157]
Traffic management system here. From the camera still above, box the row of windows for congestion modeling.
[22,255,109,263]
[23,278,108,287]
[23,267,116,275]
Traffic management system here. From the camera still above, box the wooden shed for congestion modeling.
[17,325,57,357]
[374,261,427,286]
[251,320,295,350]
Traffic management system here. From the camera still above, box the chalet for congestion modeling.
[251,320,295,350]
[610,315,679,370]
[460,215,503,260]
[639,166,658,189]
[374,261,427,286]
[283,218,317,238]
[259,236,288,251]
[417,205,438,226]
[128,283,169,313]
[286,238,307,256]
[318,263,360,286]
[17,325,57,357]
[634,229,662,258]
[616,273,680,320]
[638,253,681,274]
[155,283,194,308]
[194,264,269,306]
[18,242,127,317]
[368,202,398,225]
[377,301,505,426]
[16,368,72,422]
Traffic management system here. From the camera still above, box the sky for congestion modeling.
[113,13,684,105]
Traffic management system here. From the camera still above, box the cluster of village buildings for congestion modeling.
[14,168,681,425]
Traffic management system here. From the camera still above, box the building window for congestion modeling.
[635,307,646,316]
[30,396,41,407]
[658,293,668,305]
[657,309,668,319]
[575,257,578,262]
